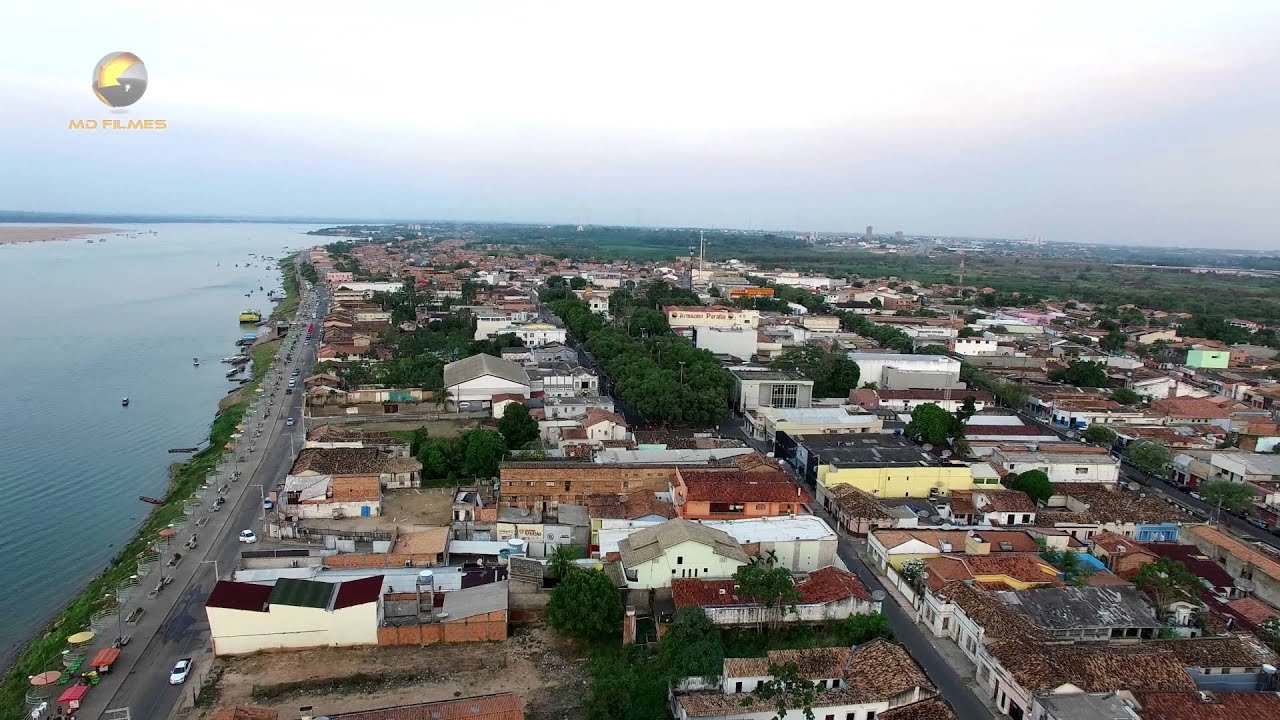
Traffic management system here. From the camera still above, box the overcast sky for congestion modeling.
[3,1,1278,247]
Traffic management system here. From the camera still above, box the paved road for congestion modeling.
[77,282,324,720]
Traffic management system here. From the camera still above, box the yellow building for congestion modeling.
[817,462,977,499]
[206,576,383,655]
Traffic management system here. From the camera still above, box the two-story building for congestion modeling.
[616,519,750,588]
[671,469,812,520]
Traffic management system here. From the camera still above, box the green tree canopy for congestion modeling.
[417,437,453,480]
[752,662,817,720]
[1126,440,1172,476]
[497,402,540,448]
[1134,557,1202,614]
[459,428,507,479]
[1111,387,1141,406]
[660,608,725,682]
[905,402,962,446]
[1083,425,1118,446]
[769,345,861,398]
[1049,360,1109,387]
[1199,480,1258,515]
[840,612,893,645]
[1011,469,1054,505]
[546,568,624,640]
[570,276,589,290]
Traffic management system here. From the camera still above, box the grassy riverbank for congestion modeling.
[0,257,301,720]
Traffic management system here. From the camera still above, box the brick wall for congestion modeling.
[377,610,508,646]
[500,464,677,509]
[323,552,438,569]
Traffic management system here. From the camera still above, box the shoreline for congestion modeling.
[0,255,301,719]
[0,225,119,245]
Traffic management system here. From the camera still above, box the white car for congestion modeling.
[169,658,193,684]
[239,529,258,544]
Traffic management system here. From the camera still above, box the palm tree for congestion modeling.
[547,545,578,578]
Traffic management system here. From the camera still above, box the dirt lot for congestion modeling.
[295,487,455,533]
[191,626,587,720]
[356,418,481,438]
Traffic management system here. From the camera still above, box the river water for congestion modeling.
[0,223,321,662]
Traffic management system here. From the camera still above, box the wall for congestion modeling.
[292,499,380,519]
[448,375,530,404]
[209,602,380,655]
[376,610,508,645]
[696,327,758,361]
[700,598,880,627]
[818,465,974,498]
[1186,350,1230,369]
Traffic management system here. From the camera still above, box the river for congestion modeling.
[0,222,321,662]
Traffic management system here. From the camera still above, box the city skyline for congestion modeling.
[3,1,1280,248]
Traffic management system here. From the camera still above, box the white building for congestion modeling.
[700,515,838,572]
[848,352,962,388]
[206,576,383,655]
[443,354,531,411]
[953,337,1000,355]
[730,369,815,413]
[694,326,758,361]
[500,322,567,347]
[616,519,750,589]
[665,305,760,331]
[989,447,1120,484]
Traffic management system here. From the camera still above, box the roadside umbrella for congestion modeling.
[66,631,94,646]
[158,528,176,538]
[29,671,61,686]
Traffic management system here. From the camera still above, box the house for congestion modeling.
[206,576,384,655]
[730,369,815,413]
[1129,692,1280,720]
[1130,328,1178,345]
[1186,348,1231,369]
[920,554,1062,591]
[616,519,750,588]
[671,469,812,520]
[1146,636,1278,690]
[989,445,1120,484]
[696,326,759,361]
[1038,483,1188,543]
[1152,396,1234,424]
[867,528,1046,571]
[820,483,912,536]
[812,435,978,500]
[586,491,678,549]
[991,585,1163,641]
[671,565,879,626]
[532,362,598,398]
[672,641,936,720]
[280,473,382,519]
[1182,525,1280,607]
[1087,531,1157,575]
[953,337,1000,356]
[500,463,679,513]
[944,489,1038,526]
[289,447,421,490]
[442,354,532,411]
[869,388,994,414]
[582,409,629,444]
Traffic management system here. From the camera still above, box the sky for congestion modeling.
[2,1,1279,248]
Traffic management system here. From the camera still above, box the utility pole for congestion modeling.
[699,231,706,286]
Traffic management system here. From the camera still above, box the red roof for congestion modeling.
[58,684,89,704]
[678,469,812,505]
[794,566,872,603]
[334,574,384,609]
[583,408,627,429]
[207,580,273,612]
[1134,691,1280,719]
[90,647,121,667]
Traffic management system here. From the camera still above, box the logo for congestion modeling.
[92,52,148,108]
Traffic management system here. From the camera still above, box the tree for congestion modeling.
[1199,480,1258,516]
[1112,388,1141,406]
[570,276,589,290]
[497,402,540,447]
[1100,331,1127,352]
[1259,617,1280,655]
[1040,548,1094,586]
[1134,558,1203,616]
[546,544,580,579]
[584,646,670,720]
[841,612,893,645]
[993,380,1030,408]
[957,396,978,422]
[660,608,725,682]
[1083,425,1118,446]
[417,438,452,480]
[769,345,860,398]
[458,428,507,479]
[905,403,961,446]
[898,558,925,589]
[751,662,816,720]
[733,555,800,628]
[1049,360,1108,388]
[408,426,430,457]
[546,568,624,640]
[1126,440,1172,476]
[1011,469,1053,505]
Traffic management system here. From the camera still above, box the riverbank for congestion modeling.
[0,225,117,245]
[0,254,302,720]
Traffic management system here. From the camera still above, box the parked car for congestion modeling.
[285,388,293,395]
[263,499,274,510]
[286,417,295,426]
[211,497,225,512]
[239,529,258,544]
[169,658,193,684]
[292,368,300,376]
[1189,492,1203,500]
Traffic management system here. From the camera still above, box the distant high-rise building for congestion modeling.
[865,225,873,241]
[894,231,904,242]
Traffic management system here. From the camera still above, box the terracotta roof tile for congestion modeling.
[678,469,812,505]
[585,491,678,520]
[986,641,1196,693]
[1187,525,1280,582]
[878,698,957,720]
[1133,691,1280,720]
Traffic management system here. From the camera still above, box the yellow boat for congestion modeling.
[239,310,262,323]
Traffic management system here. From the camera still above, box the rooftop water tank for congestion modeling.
[416,569,434,590]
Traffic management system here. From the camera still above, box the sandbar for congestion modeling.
[0,225,119,245]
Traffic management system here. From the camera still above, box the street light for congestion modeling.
[678,361,686,385]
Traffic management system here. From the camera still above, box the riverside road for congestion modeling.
[76,284,326,720]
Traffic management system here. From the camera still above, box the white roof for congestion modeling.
[283,474,330,502]
[968,462,1001,480]
[448,540,511,556]
[233,565,465,593]
[759,407,879,425]
[701,516,836,544]
[595,448,754,465]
